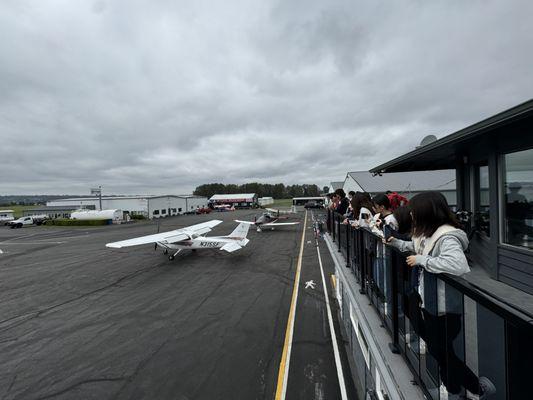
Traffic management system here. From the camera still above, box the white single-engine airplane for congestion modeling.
[235,209,299,232]
[106,220,250,260]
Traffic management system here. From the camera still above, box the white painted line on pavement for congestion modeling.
[275,210,308,400]
[313,213,348,400]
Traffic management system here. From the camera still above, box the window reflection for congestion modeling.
[477,164,490,236]
[504,149,533,249]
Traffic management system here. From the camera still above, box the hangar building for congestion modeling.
[23,205,80,219]
[328,181,344,193]
[47,195,208,219]
[342,170,457,207]
[209,193,258,208]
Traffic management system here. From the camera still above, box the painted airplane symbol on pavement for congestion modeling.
[305,280,316,289]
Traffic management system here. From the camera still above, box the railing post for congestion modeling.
[332,211,336,242]
[359,229,367,294]
[337,214,341,252]
[389,250,400,354]
[345,222,350,267]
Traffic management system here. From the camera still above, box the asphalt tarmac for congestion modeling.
[0,209,356,400]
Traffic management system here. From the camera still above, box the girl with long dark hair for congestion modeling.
[349,192,374,227]
[386,191,495,398]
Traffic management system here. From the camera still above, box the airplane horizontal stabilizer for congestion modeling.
[220,242,242,253]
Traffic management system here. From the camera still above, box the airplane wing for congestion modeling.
[181,220,224,236]
[106,220,223,248]
[266,208,294,215]
[106,232,190,248]
[220,242,243,253]
[262,222,300,226]
[234,220,256,225]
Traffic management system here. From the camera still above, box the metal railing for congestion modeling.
[326,209,532,400]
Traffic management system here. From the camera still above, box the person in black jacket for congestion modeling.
[334,188,349,215]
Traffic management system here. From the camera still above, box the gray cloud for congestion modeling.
[1,0,532,195]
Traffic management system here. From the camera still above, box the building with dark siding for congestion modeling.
[371,99,533,297]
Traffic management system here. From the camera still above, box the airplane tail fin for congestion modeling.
[226,222,250,246]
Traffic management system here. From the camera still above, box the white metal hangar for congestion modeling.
[46,195,208,219]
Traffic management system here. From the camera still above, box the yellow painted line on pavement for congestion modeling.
[275,210,308,400]
[331,274,337,290]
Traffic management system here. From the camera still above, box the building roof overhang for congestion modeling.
[370,99,533,174]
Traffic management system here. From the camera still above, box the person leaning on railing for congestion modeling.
[328,192,339,210]
[383,191,496,399]
[386,190,409,211]
[334,188,349,216]
[342,191,374,227]
[391,205,412,240]
[372,194,398,231]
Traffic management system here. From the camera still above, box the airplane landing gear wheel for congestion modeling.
[169,255,175,261]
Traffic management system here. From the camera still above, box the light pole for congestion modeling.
[91,186,102,210]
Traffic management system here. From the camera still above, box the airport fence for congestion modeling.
[326,209,532,400]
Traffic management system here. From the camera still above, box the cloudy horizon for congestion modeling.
[1,0,532,195]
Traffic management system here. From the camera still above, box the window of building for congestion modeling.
[503,148,533,249]
[178,208,182,212]
[153,210,159,215]
[161,209,166,214]
[476,163,490,236]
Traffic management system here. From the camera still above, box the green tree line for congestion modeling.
[193,183,322,199]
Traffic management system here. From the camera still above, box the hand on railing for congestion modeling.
[382,236,395,245]
[406,255,417,267]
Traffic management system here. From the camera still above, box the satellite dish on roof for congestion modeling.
[417,135,438,148]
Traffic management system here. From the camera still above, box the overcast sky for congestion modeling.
[1,0,532,195]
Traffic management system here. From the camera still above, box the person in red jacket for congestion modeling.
[386,191,409,210]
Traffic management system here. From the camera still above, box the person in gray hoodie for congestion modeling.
[386,191,495,399]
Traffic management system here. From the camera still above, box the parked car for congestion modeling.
[195,207,212,215]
